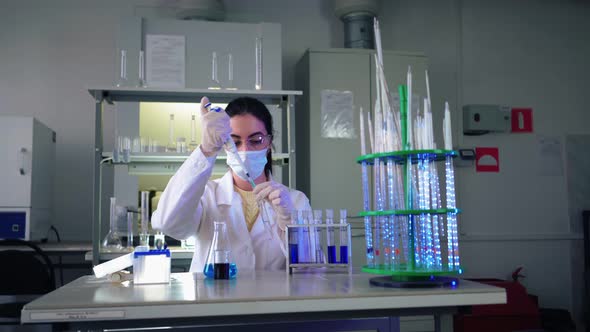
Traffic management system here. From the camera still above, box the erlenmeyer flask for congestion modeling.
[203,221,237,279]
[102,197,122,251]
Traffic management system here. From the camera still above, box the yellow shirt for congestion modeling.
[234,185,259,232]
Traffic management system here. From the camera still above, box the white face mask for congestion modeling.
[226,149,268,181]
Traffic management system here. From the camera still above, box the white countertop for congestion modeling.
[21,270,505,323]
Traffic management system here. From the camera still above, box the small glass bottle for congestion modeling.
[102,197,122,251]
[166,113,176,152]
[339,209,349,264]
[325,209,337,263]
[139,191,150,247]
[203,221,237,279]
[288,210,299,264]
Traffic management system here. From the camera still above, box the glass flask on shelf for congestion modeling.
[208,51,221,90]
[189,114,199,152]
[203,221,237,279]
[102,197,123,251]
[116,49,127,87]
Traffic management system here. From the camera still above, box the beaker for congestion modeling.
[102,197,122,251]
[203,221,237,279]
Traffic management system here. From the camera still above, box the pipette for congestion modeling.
[203,100,286,256]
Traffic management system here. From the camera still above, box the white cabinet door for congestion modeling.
[0,117,32,206]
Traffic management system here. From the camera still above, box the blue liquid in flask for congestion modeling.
[204,263,237,279]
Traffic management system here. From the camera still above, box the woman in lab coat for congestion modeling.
[151,96,311,273]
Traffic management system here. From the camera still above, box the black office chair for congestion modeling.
[0,239,56,323]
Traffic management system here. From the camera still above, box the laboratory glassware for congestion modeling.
[116,49,127,87]
[176,137,187,154]
[166,113,176,152]
[312,210,324,263]
[226,53,236,90]
[288,211,299,264]
[126,211,134,250]
[255,37,263,90]
[140,191,150,247]
[122,136,131,163]
[102,197,122,251]
[297,210,310,263]
[203,221,237,279]
[189,114,198,152]
[154,231,166,250]
[209,51,221,89]
[325,209,336,263]
[339,209,349,264]
[138,50,146,88]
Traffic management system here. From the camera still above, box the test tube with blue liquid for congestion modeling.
[289,211,299,264]
[325,209,337,264]
[339,209,349,264]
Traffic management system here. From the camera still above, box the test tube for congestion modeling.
[313,210,324,264]
[126,211,134,250]
[339,209,349,264]
[325,209,336,264]
[255,37,263,90]
[140,191,150,247]
[288,211,299,264]
[305,210,316,263]
[122,137,131,163]
[298,210,310,263]
[167,114,176,152]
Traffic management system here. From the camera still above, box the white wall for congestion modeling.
[1,0,589,327]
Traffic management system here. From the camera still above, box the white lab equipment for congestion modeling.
[0,116,55,240]
[133,248,171,284]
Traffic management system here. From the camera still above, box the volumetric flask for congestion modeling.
[209,51,221,90]
[203,221,237,279]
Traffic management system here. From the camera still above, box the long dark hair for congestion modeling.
[225,97,274,176]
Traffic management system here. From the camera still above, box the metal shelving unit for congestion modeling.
[88,87,302,265]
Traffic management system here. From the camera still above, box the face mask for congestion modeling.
[226,149,268,181]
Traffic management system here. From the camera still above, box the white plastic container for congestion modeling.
[133,249,171,284]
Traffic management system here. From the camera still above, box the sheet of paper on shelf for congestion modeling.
[146,34,186,88]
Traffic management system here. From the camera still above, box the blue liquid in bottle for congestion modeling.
[327,245,337,263]
[289,244,299,264]
[340,246,349,264]
[204,263,237,279]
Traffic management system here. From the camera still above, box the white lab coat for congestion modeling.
[151,147,311,273]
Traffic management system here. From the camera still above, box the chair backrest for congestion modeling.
[0,239,55,295]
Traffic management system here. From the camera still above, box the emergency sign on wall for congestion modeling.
[475,147,500,173]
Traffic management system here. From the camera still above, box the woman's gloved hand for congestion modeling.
[199,96,231,157]
[253,181,294,230]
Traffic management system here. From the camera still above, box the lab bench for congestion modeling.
[21,270,505,332]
